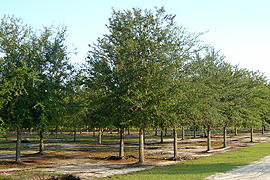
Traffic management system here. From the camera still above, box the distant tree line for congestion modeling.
[1,7,270,163]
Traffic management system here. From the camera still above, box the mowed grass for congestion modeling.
[100,141,270,180]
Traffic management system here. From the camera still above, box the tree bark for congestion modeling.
[262,126,265,134]
[73,130,76,142]
[207,125,211,151]
[173,128,178,160]
[39,130,44,154]
[250,128,254,142]
[98,128,102,144]
[182,126,185,140]
[119,127,124,157]
[193,127,196,138]
[155,128,158,136]
[139,124,145,163]
[16,127,22,163]
[235,127,238,136]
[223,126,227,148]
[160,129,164,143]
[55,125,58,139]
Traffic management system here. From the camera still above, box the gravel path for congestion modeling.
[206,155,270,180]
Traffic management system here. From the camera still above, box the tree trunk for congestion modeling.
[182,126,185,140]
[16,127,22,163]
[128,127,130,135]
[251,128,254,142]
[165,128,168,136]
[262,126,265,134]
[139,124,145,163]
[223,126,227,148]
[55,125,58,139]
[74,130,76,142]
[193,127,196,138]
[98,128,102,144]
[173,128,178,160]
[155,128,158,136]
[39,130,44,154]
[207,125,211,151]
[119,127,124,158]
[235,127,238,136]
[160,129,164,143]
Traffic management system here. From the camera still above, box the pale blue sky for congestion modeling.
[1,0,270,78]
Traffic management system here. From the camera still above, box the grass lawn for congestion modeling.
[99,141,270,180]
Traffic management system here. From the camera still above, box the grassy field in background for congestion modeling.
[99,141,270,180]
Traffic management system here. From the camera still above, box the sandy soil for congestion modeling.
[0,131,270,180]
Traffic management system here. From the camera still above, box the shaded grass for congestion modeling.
[99,141,270,180]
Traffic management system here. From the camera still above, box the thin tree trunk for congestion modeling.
[39,130,44,154]
[193,127,196,138]
[74,130,76,142]
[128,127,130,135]
[223,126,227,148]
[160,129,164,143]
[173,128,178,160]
[98,128,102,144]
[165,128,168,136]
[139,124,145,163]
[155,128,158,136]
[251,128,254,142]
[55,125,58,139]
[262,126,265,134]
[235,127,238,136]
[207,125,211,151]
[182,126,185,140]
[119,127,124,158]
[16,127,22,163]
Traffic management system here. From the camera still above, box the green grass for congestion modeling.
[99,142,270,180]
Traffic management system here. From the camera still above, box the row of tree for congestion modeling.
[1,7,270,164]
[0,15,74,163]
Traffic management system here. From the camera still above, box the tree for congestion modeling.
[186,48,226,151]
[29,24,73,154]
[241,71,269,142]
[0,15,73,161]
[0,15,35,163]
[86,7,203,162]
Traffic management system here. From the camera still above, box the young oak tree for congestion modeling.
[85,7,201,163]
[0,15,36,163]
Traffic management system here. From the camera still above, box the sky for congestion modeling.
[1,0,270,79]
